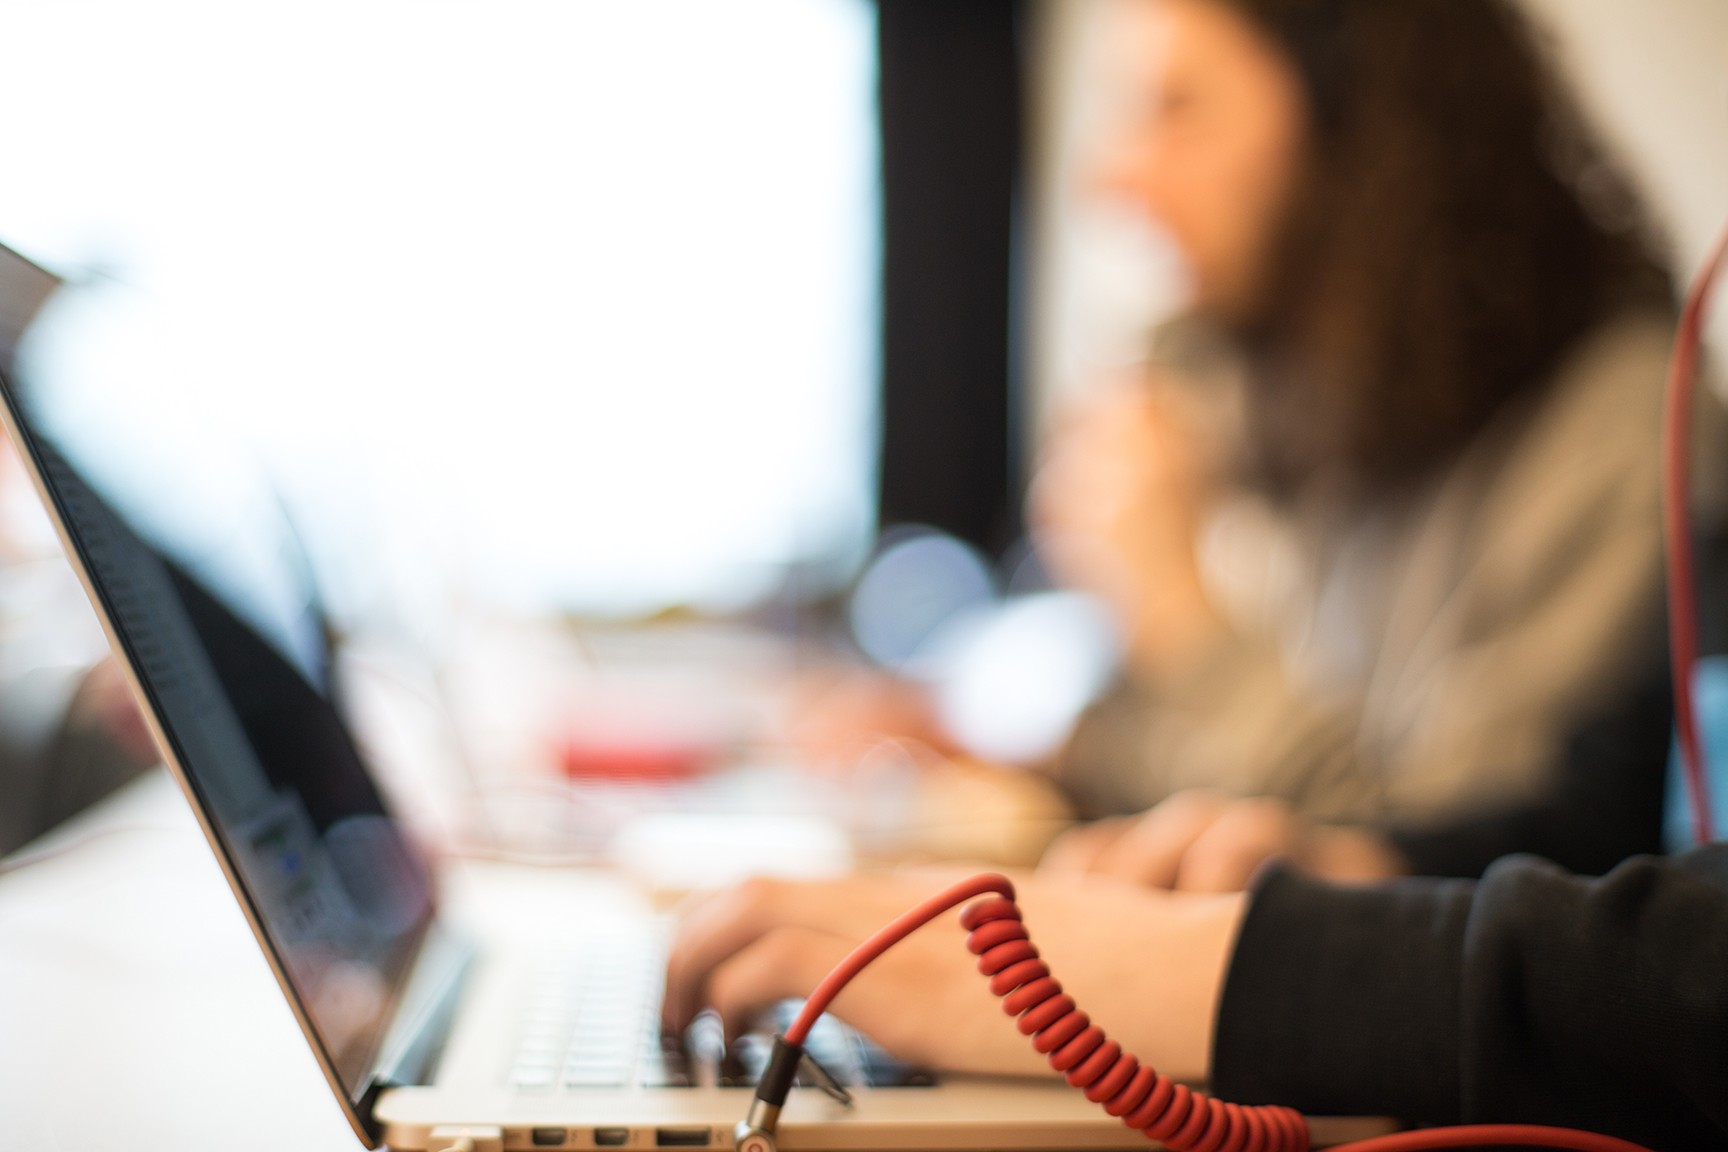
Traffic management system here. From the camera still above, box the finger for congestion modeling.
[1092,789,1231,889]
[1173,799,1304,893]
[663,877,910,1030]
[662,876,792,1031]
[1037,817,1128,875]
[710,920,1033,1075]
[705,926,855,1040]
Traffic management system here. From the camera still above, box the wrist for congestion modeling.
[1109,889,1248,1085]
[1191,890,1250,1084]
[1305,826,1410,883]
[1018,884,1246,1087]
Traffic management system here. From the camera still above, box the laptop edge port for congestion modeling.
[654,1128,712,1147]
[593,1128,631,1147]
[530,1129,567,1147]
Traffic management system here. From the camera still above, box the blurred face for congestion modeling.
[1089,0,1309,321]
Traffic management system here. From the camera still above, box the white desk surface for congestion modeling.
[0,768,368,1151]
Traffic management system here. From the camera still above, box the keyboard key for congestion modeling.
[511,1066,557,1090]
[507,932,930,1095]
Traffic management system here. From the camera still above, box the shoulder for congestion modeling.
[1471,308,1677,515]
[1389,309,1678,615]
[1525,308,1673,447]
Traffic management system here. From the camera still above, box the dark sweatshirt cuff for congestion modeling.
[1211,865,1475,1125]
[1382,821,1504,881]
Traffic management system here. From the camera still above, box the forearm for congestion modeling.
[1211,868,1469,1124]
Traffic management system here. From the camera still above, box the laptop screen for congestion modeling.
[0,267,434,1106]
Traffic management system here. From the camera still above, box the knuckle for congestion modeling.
[732,875,788,917]
[710,929,808,1019]
[754,925,807,970]
[1162,787,1229,822]
[707,959,763,1021]
[1217,798,1298,843]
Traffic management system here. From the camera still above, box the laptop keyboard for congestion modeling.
[723,1003,938,1090]
[507,928,935,1092]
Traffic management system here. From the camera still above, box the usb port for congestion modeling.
[530,1130,567,1147]
[593,1129,630,1147]
[654,1128,711,1147]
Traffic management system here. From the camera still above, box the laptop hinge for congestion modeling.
[359,921,478,1135]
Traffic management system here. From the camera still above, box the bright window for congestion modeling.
[0,0,880,619]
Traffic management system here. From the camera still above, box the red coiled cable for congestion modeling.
[959,890,1305,1152]
[765,223,1728,1151]
[778,873,1659,1152]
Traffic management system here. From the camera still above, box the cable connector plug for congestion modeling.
[797,1048,853,1107]
[734,1034,802,1152]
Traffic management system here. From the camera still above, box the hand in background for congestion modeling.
[780,664,956,772]
[662,869,1243,1086]
[1029,375,1223,676]
[1040,789,1408,892]
[69,656,158,767]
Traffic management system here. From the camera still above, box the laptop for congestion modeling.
[0,251,1376,1151]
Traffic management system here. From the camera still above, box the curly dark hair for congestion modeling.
[1220,0,1671,494]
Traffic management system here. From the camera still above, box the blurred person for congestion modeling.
[1028,0,1712,888]
[798,0,1700,886]
[671,81,1726,1114]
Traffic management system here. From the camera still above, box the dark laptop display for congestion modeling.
[0,272,433,1102]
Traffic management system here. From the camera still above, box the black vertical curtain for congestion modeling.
[875,0,1027,558]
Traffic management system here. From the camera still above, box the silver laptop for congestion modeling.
[0,250,1380,1151]
[0,251,1175,1152]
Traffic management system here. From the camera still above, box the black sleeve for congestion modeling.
[1212,846,1728,1148]
[1379,661,1671,879]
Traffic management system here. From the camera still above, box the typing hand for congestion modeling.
[661,870,1243,1085]
[1040,790,1408,892]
